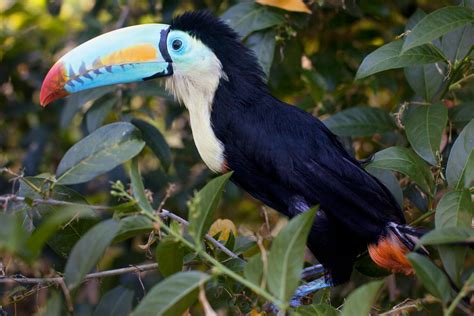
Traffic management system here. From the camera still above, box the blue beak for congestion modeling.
[40,24,172,106]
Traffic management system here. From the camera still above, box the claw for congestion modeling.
[290,276,333,307]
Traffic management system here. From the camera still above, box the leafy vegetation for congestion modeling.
[0,0,473,315]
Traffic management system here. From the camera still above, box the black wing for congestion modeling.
[212,94,404,241]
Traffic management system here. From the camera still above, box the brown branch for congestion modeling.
[0,263,158,285]
[0,194,239,259]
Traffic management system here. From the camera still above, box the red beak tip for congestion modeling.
[40,61,69,107]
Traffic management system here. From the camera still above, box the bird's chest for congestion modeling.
[188,107,225,173]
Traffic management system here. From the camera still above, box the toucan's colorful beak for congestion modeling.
[40,24,173,106]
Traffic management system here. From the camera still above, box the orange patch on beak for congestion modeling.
[40,61,69,107]
[100,44,158,66]
[368,232,414,275]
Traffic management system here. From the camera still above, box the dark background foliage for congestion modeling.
[0,0,473,315]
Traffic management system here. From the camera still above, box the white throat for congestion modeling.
[165,50,226,173]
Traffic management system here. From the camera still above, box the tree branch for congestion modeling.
[0,263,158,285]
[0,194,238,258]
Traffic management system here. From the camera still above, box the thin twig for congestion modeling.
[0,195,114,211]
[0,194,239,259]
[0,263,158,285]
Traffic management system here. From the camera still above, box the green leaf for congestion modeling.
[114,216,153,243]
[0,213,28,256]
[324,107,397,137]
[156,237,184,277]
[369,147,434,195]
[355,40,445,80]
[85,98,117,133]
[434,189,473,285]
[244,253,263,286]
[60,87,115,130]
[340,280,384,316]
[267,208,317,303]
[442,24,474,62]
[404,103,448,165]
[404,64,444,102]
[246,29,276,77]
[402,6,474,53]
[26,206,95,259]
[295,303,339,316]
[19,177,98,258]
[418,227,474,245]
[130,157,154,213]
[132,271,210,316]
[404,9,445,102]
[435,190,473,229]
[221,1,285,38]
[64,219,120,289]
[365,166,403,208]
[56,122,145,184]
[449,103,474,129]
[132,119,172,172]
[446,119,474,189]
[188,172,232,244]
[93,286,134,316]
[43,292,65,316]
[407,253,453,303]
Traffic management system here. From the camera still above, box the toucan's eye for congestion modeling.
[172,39,183,51]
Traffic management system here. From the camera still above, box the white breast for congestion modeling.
[164,43,225,173]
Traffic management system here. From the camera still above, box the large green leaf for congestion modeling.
[132,271,210,316]
[93,286,134,316]
[60,87,115,130]
[402,6,474,53]
[355,40,445,80]
[267,208,317,303]
[114,216,153,243]
[221,2,284,38]
[56,122,145,184]
[188,172,232,244]
[340,280,384,316]
[369,147,434,195]
[64,219,120,289]
[324,107,397,137]
[449,103,474,129]
[418,227,474,246]
[246,29,276,77]
[156,237,184,277]
[19,177,98,258]
[404,103,448,165]
[404,9,444,102]
[132,119,172,172]
[442,24,474,62]
[365,166,403,208]
[435,190,473,229]
[434,189,473,285]
[243,253,263,286]
[85,98,117,133]
[406,253,453,303]
[0,213,28,256]
[130,157,154,213]
[446,119,474,189]
[25,206,95,259]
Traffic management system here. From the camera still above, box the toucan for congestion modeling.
[40,11,423,286]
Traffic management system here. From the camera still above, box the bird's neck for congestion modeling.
[165,61,226,173]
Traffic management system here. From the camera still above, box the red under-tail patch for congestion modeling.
[368,232,414,275]
[40,61,69,106]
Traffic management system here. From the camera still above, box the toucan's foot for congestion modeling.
[290,275,333,307]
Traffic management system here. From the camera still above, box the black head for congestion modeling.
[170,11,266,85]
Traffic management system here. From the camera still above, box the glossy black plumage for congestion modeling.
[172,11,406,284]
